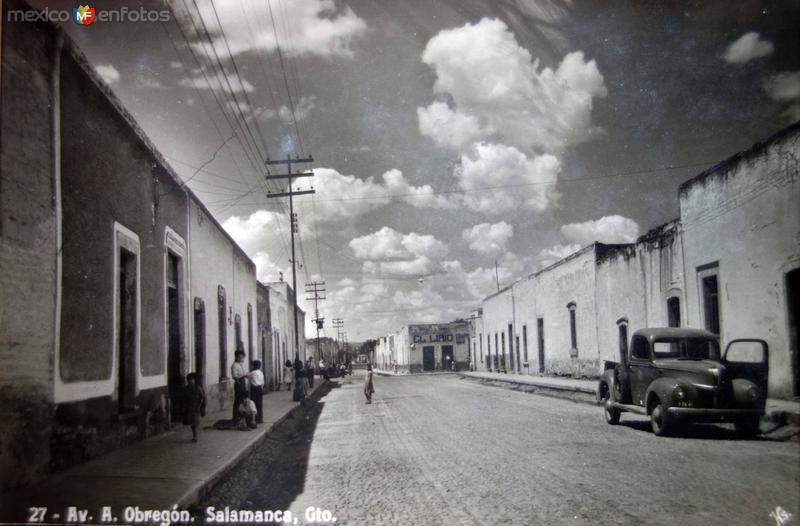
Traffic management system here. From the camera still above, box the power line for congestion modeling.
[204,160,717,207]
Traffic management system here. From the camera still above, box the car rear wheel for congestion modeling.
[650,400,673,436]
[734,417,760,438]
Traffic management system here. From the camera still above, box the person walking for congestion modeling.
[248,360,265,424]
[305,356,315,389]
[182,372,206,442]
[364,363,375,404]
[283,359,293,391]
[231,350,247,420]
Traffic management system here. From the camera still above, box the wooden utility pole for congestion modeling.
[305,281,326,362]
[265,155,314,362]
[332,318,344,362]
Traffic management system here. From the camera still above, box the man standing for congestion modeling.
[248,360,265,424]
[231,350,247,420]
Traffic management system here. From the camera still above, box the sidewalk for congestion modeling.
[461,371,800,425]
[1,380,325,520]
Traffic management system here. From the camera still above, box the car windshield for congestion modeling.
[653,338,720,360]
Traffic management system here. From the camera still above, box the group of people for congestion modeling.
[181,354,378,442]
[181,349,267,442]
[282,356,319,402]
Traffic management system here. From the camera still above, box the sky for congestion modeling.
[36,0,800,342]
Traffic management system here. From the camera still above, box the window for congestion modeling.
[567,302,577,350]
[235,313,242,353]
[537,318,545,373]
[507,324,513,370]
[631,335,650,361]
[667,297,680,327]
[218,285,227,378]
[247,304,253,358]
[698,263,721,335]
[523,325,528,362]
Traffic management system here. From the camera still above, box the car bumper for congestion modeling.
[666,407,762,422]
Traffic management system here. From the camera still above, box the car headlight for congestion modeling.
[673,386,686,400]
[747,386,760,401]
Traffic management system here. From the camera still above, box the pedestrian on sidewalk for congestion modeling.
[293,358,309,403]
[231,349,248,421]
[305,356,316,389]
[283,360,293,391]
[364,364,375,404]
[182,372,206,443]
[248,360,265,424]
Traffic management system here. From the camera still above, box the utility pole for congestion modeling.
[305,281,326,362]
[494,260,500,292]
[332,318,344,362]
[265,155,314,362]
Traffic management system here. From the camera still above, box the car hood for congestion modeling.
[653,359,722,381]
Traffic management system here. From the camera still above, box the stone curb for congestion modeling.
[176,380,327,509]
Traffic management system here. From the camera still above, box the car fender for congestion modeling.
[597,370,615,402]
[645,377,685,414]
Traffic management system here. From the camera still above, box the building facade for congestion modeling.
[475,124,799,398]
[0,3,297,491]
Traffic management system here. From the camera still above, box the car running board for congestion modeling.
[609,402,647,415]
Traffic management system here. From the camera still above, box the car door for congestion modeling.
[722,339,769,394]
[628,335,654,406]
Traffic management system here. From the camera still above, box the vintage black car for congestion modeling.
[597,328,768,437]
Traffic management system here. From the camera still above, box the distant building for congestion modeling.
[305,336,338,364]
[376,322,470,373]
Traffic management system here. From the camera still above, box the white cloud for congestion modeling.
[349,227,411,260]
[308,168,457,226]
[278,96,316,124]
[723,32,774,64]
[190,0,366,59]
[381,169,458,209]
[764,71,800,102]
[535,243,581,269]
[179,72,254,93]
[252,251,290,283]
[349,227,448,262]
[419,18,607,154]
[417,101,485,150]
[560,215,640,246]
[462,222,514,256]
[458,144,561,214]
[310,168,391,223]
[401,232,449,260]
[95,64,120,85]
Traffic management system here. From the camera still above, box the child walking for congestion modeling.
[182,372,206,442]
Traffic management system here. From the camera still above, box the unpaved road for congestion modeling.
[218,372,800,526]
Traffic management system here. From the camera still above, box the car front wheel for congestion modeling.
[650,400,673,436]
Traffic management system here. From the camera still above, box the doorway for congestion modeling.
[194,298,205,385]
[422,346,435,371]
[167,254,183,421]
[787,268,800,396]
[118,249,137,412]
[537,318,545,373]
[441,345,454,370]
